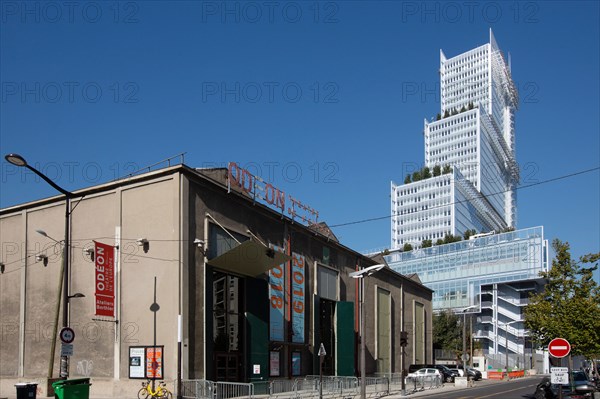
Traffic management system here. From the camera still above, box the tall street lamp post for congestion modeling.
[5,153,75,378]
[501,320,520,377]
[461,305,477,372]
[349,264,385,399]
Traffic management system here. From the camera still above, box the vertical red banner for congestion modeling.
[94,241,115,317]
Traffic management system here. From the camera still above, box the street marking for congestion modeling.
[475,383,538,398]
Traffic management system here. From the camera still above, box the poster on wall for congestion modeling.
[146,347,163,379]
[94,241,115,317]
[292,352,301,376]
[269,244,286,341]
[269,351,280,377]
[129,347,146,379]
[129,346,165,379]
[291,253,305,343]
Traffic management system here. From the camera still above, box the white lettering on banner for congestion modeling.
[94,241,115,317]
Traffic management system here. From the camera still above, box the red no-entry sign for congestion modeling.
[548,338,571,358]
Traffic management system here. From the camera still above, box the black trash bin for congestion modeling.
[15,383,37,399]
[52,378,91,399]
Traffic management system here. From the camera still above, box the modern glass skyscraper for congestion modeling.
[391,29,519,250]
[386,31,547,370]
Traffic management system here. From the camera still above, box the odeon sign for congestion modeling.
[227,162,318,225]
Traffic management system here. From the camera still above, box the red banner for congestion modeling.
[94,241,115,317]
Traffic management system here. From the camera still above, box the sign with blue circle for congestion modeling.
[59,327,75,344]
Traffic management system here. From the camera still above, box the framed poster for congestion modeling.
[129,346,164,379]
[292,352,301,376]
[270,351,280,377]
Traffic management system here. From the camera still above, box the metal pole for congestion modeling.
[60,197,71,378]
[48,253,64,379]
[462,312,467,368]
[319,355,323,399]
[505,325,509,379]
[360,276,366,399]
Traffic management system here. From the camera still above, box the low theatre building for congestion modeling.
[0,163,433,396]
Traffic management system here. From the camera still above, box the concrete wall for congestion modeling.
[0,171,181,398]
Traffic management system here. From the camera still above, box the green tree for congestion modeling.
[460,105,467,113]
[421,239,432,248]
[435,238,444,246]
[468,101,474,110]
[443,110,450,118]
[442,164,452,174]
[423,166,432,179]
[443,234,462,244]
[524,240,600,358]
[436,113,441,121]
[404,174,411,184]
[433,310,462,356]
[412,171,422,182]
[463,229,477,240]
[433,165,441,177]
[403,242,413,252]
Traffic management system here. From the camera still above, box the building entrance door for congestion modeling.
[215,352,241,381]
[212,272,244,381]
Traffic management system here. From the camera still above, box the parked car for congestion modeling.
[407,368,442,379]
[433,365,459,383]
[450,368,464,377]
[534,372,597,399]
[408,364,458,383]
[456,365,483,381]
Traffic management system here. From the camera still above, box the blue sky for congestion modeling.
[1,1,599,278]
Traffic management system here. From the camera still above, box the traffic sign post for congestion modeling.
[548,338,571,358]
[551,367,569,384]
[548,338,571,399]
[59,327,75,344]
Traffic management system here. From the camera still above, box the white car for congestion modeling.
[407,368,442,378]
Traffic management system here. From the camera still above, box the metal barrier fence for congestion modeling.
[373,372,404,386]
[405,375,442,392]
[182,373,442,399]
[363,377,389,397]
[179,380,253,399]
[180,380,214,399]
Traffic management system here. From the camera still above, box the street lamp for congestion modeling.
[461,305,478,371]
[349,264,385,399]
[500,320,520,376]
[5,153,75,378]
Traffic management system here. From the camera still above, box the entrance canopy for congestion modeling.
[208,240,291,277]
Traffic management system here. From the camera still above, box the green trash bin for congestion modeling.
[52,378,91,399]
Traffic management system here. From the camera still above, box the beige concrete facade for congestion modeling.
[0,165,432,398]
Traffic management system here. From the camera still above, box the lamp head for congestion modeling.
[5,153,27,167]
[349,264,385,279]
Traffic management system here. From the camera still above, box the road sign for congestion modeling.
[548,338,571,358]
[59,327,75,344]
[551,367,569,384]
[318,343,326,357]
[61,343,74,357]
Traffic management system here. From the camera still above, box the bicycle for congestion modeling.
[138,380,172,399]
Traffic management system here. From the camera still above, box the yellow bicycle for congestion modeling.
[138,380,172,399]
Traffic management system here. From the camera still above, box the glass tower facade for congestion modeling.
[387,31,546,367]
[391,29,519,250]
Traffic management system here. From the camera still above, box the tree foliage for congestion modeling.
[403,242,413,252]
[524,239,600,358]
[433,310,461,353]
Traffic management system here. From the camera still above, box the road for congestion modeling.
[389,376,542,399]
